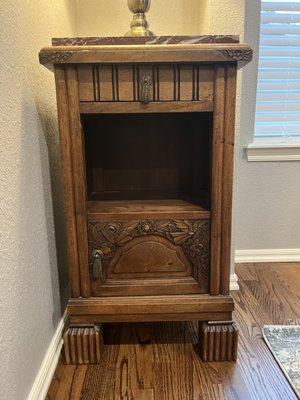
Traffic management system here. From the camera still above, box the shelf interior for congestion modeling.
[83,112,212,218]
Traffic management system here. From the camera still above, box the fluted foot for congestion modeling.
[199,321,238,362]
[63,325,103,364]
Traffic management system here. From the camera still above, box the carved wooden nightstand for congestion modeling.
[40,35,252,364]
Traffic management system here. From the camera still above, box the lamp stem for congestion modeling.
[125,0,154,37]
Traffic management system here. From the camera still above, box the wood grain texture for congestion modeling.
[66,67,90,297]
[210,65,226,295]
[199,321,238,361]
[67,294,234,321]
[87,199,210,220]
[88,218,210,296]
[69,311,233,325]
[79,101,214,113]
[82,112,211,205]
[39,44,253,70]
[220,65,237,295]
[77,64,214,104]
[54,66,80,297]
[63,325,103,365]
[47,263,299,400]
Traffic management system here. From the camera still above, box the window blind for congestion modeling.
[255,0,300,137]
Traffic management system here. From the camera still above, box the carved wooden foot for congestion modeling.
[199,321,238,362]
[63,325,103,364]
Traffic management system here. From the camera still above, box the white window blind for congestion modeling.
[255,0,300,137]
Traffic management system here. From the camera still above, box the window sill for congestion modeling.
[246,138,300,162]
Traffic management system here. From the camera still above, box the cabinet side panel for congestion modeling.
[210,65,226,295]
[220,64,237,295]
[54,66,80,297]
[66,66,91,297]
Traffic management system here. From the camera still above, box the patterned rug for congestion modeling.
[263,325,300,398]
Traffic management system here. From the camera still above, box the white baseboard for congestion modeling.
[235,248,300,263]
[27,311,67,400]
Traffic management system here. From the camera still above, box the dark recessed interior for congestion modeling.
[82,112,212,209]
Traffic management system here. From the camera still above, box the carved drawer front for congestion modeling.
[88,218,210,297]
[77,64,214,103]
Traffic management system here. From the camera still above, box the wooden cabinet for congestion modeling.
[40,35,252,364]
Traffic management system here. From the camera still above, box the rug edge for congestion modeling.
[262,325,300,399]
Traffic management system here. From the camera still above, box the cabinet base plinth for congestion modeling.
[63,324,103,364]
[199,321,238,362]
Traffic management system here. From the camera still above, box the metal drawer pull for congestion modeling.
[140,75,152,104]
[92,250,105,282]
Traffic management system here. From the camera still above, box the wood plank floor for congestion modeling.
[47,263,300,400]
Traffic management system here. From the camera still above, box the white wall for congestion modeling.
[0,1,76,399]
[76,0,201,36]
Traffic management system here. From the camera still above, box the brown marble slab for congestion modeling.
[52,35,239,46]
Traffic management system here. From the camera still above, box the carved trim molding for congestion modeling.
[63,325,103,364]
[39,44,252,68]
[88,219,210,284]
[199,321,238,362]
[79,64,209,103]
[39,51,74,64]
[218,49,253,62]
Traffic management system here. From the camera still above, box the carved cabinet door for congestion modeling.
[88,218,210,296]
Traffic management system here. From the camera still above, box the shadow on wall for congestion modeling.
[7,87,69,398]
[34,97,70,313]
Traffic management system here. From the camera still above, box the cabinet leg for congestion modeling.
[63,324,104,364]
[198,321,238,362]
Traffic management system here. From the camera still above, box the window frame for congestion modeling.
[247,0,300,161]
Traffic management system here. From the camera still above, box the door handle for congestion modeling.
[92,249,105,282]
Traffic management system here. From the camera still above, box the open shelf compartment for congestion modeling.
[82,112,212,219]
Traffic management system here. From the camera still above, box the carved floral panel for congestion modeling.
[88,219,210,286]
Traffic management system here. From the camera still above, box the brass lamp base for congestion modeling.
[125,0,154,37]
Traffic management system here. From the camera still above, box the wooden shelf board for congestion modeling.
[87,198,210,220]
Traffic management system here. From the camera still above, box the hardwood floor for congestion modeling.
[46,263,300,400]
